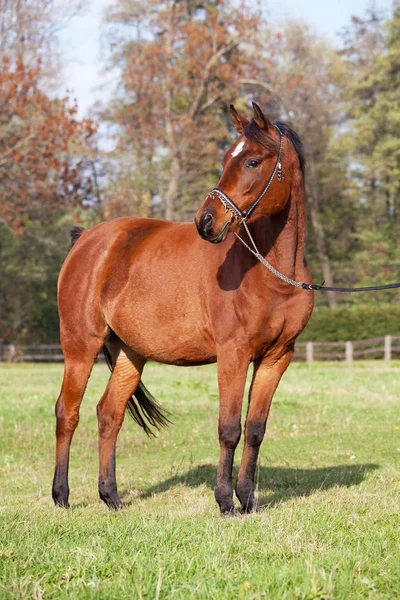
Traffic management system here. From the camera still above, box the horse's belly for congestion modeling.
[137,322,217,365]
[118,326,216,366]
[107,297,216,365]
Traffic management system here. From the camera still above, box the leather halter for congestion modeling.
[207,126,283,224]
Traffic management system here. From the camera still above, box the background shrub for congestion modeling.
[299,305,400,341]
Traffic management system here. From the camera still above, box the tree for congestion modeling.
[0,0,84,83]
[0,0,101,343]
[0,219,62,343]
[344,5,400,225]
[340,3,400,302]
[102,0,264,221]
[0,56,98,342]
[0,57,97,233]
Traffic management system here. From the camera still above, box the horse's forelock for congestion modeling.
[243,119,305,176]
[243,120,281,155]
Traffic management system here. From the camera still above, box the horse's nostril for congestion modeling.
[202,212,214,232]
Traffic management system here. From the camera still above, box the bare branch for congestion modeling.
[190,38,241,121]
[0,132,35,167]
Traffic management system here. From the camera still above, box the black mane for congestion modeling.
[70,226,85,247]
[274,120,306,176]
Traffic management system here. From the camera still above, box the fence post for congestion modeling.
[384,335,392,361]
[345,341,353,363]
[306,342,314,363]
[8,344,16,362]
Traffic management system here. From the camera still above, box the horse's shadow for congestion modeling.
[127,462,379,508]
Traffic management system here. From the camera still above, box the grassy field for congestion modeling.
[0,361,399,599]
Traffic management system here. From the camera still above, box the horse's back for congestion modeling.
[59,216,193,285]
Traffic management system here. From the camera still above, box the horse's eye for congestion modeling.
[246,159,260,168]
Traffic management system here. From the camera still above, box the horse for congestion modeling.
[52,102,314,514]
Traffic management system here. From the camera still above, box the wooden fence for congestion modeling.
[0,344,104,363]
[0,336,400,363]
[295,335,400,362]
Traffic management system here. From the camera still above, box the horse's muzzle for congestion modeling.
[195,214,230,243]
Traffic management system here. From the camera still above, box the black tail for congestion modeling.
[71,226,85,247]
[103,345,171,437]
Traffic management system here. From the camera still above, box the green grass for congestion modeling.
[0,361,400,599]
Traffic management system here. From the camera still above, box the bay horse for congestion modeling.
[53,103,313,514]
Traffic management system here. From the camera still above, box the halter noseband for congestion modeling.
[208,125,283,224]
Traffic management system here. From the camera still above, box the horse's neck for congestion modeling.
[251,184,307,280]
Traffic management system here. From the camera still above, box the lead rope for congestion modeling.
[234,221,304,289]
[235,221,400,293]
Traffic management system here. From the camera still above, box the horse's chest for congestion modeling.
[216,290,310,359]
[247,311,286,355]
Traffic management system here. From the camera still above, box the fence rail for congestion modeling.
[1,336,400,363]
[0,344,104,363]
[295,335,400,362]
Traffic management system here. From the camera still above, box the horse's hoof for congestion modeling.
[240,503,256,514]
[235,483,255,513]
[52,484,70,508]
[221,507,236,517]
[238,496,255,513]
[99,479,122,509]
[99,493,122,510]
[217,500,236,516]
[106,499,123,510]
[99,490,122,510]
[53,498,70,508]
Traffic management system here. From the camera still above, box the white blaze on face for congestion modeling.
[231,140,245,158]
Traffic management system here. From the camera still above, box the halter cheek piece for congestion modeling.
[207,125,283,224]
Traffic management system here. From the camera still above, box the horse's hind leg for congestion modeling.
[52,341,102,507]
[97,343,145,509]
[235,349,294,512]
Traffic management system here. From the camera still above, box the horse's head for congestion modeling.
[195,102,297,243]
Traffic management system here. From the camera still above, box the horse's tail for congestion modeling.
[70,226,85,247]
[103,345,171,437]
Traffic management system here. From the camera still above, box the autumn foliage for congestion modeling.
[103,0,264,220]
[0,57,96,232]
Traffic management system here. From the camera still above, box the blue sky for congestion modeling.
[59,0,395,117]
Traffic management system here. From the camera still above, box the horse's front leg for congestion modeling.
[236,348,294,512]
[215,349,249,514]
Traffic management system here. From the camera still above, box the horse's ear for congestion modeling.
[252,102,273,131]
[230,104,250,134]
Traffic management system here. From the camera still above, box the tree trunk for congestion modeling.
[308,158,337,308]
[165,153,180,221]
[164,0,180,222]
